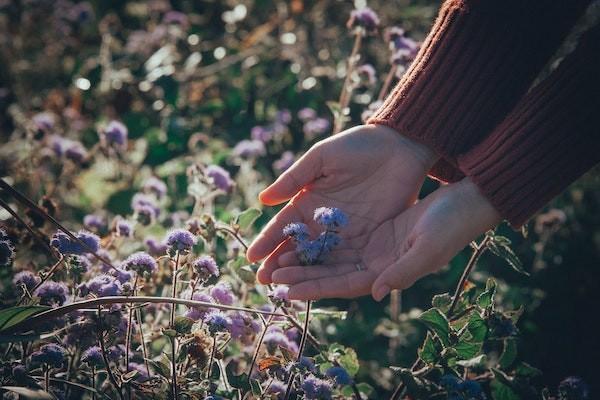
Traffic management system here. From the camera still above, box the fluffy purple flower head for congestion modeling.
[128,362,151,382]
[296,240,324,265]
[35,281,69,306]
[67,254,91,276]
[80,274,122,297]
[13,271,40,291]
[163,10,189,27]
[115,219,134,238]
[268,285,290,308]
[31,343,67,368]
[205,165,234,193]
[251,125,273,142]
[110,268,134,285]
[229,312,261,343]
[315,231,341,253]
[192,255,219,279]
[232,139,266,158]
[145,237,168,256]
[50,230,100,255]
[273,151,295,174]
[81,346,103,367]
[143,176,168,198]
[303,118,330,140]
[283,222,310,242]
[264,326,298,354]
[347,7,380,34]
[84,214,105,231]
[391,47,418,65]
[64,140,88,163]
[210,282,235,305]
[131,193,160,223]
[204,311,232,335]
[301,375,333,400]
[276,109,292,124]
[356,64,377,86]
[107,345,125,362]
[267,380,287,399]
[185,292,215,320]
[102,120,128,147]
[326,366,352,386]
[165,229,197,255]
[297,107,317,122]
[385,26,405,44]
[122,252,157,275]
[33,112,55,132]
[0,239,15,266]
[314,207,348,229]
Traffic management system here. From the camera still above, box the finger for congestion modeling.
[256,240,295,284]
[259,144,323,206]
[371,245,434,302]
[247,202,304,262]
[272,264,359,285]
[287,270,376,300]
[278,248,360,267]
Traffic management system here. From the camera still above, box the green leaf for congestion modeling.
[418,308,452,347]
[499,338,518,369]
[456,354,487,368]
[319,362,334,375]
[146,355,171,379]
[0,387,52,399]
[514,362,542,378]
[356,382,374,395]
[173,316,194,335]
[453,340,481,360]
[488,238,529,276]
[477,278,497,309]
[235,208,262,231]
[250,379,263,396]
[432,293,452,313]
[466,312,487,343]
[491,375,520,400]
[418,333,439,364]
[338,348,360,377]
[297,308,347,320]
[0,305,50,332]
[237,265,256,284]
[225,362,251,393]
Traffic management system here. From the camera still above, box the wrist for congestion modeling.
[453,177,502,231]
[368,124,439,170]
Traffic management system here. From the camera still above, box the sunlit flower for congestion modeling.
[346,7,380,35]
[192,255,219,279]
[205,165,234,193]
[204,311,232,335]
[301,375,333,400]
[13,270,40,291]
[165,228,197,255]
[122,252,157,275]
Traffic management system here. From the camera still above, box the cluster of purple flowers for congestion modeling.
[232,139,266,159]
[273,151,296,174]
[210,282,235,305]
[301,375,334,400]
[164,228,197,256]
[13,270,40,291]
[0,228,15,266]
[346,7,380,35]
[142,176,168,199]
[229,312,261,345]
[192,255,219,280]
[122,251,157,276]
[50,230,100,256]
[83,214,106,232]
[264,325,299,355]
[204,310,232,335]
[268,285,290,308]
[385,26,419,65]
[81,346,103,367]
[205,164,234,193]
[100,120,128,149]
[283,207,348,265]
[440,375,485,400]
[49,136,89,164]
[79,274,123,297]
[184,292,216,320]
[298,108,330,140]
[131,193,161,225]
[31,343,67,368]
[34,281,69,306]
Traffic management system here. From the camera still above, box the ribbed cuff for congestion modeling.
[368,0,589,164]
[458,25,600,227]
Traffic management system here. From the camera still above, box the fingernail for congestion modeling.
[374,285,390,302]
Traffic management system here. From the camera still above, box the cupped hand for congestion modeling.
[246,124,438,284]
[270,178,501,301]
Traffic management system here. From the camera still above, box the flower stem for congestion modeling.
[283,300,312,400]
[377,64,398,101]
[248,314,275,381]
[44,366,50,393]
[97,307,124,400]
[125,275,139,376]
[91,366,96,400]
[170,335,178,400]
[334,33,363,134]
[207,336,217,380]
[170,251,180,327]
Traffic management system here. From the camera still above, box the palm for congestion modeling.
[247,125,435,284]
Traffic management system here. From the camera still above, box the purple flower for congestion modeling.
[232,139,266,158]
[185,292,216,320]
[315,231,341,252]
[296,240,323,265]
[205,165,234,193]
[107,345,125,362]
[276,109,292,124]
[31,344,67,368]
[115,219,134,238]
[165,229,197,255]
[79,274,122,297]
[131,193,160,223]
[303,118,330,140]
[122,252,157,275]
[356,64,377,86]
[163,10,189,28]
[325,366,352,386]
[283,222,310,242]
[251,125,273,142]
[204,311,232,335]
[50,230,100,255]
[264,326,298,354]
[84,214,105,231]
[145,237,168,256]
[81,346,103,367]
[64,140,88,163]
[67,254,91,276]
[385,27,405,44]
[301,375,333,400]
[143,176,168,199]
[33,112,55,132]
[268,285,290,308]
[0,239,15,266]
[313,207,348,228]
[297,107,317,122]
[13,271,40,291]
[347,7,380,34]
[35,281,69,306]
[229,312,261,344]
[391,48,417,65]
[267,380,287,399]
[273,151,295,174]
[192,255,219,279]
[210,282,235,305]
[110,268,134,284]
[128,362,151,382]
[101,120,128,147]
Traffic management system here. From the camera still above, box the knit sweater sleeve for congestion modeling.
[457,24,600,227]
[366,0,590,182]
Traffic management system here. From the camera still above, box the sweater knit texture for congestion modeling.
[367,0,599,227]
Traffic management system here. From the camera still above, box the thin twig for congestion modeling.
[248,314,275,381]
[97,307,125,400]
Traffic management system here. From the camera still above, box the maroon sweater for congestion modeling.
[367,0,600,227]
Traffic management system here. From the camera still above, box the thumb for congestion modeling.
[259,144,323,206]
[371,245,433,302]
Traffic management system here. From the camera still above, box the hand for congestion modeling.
[246,124,438,284]
[270,178,501,301]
